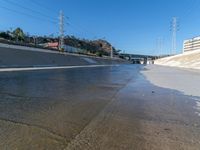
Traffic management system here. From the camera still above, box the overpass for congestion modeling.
[119,54,170,64]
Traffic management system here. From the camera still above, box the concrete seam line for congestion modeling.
[0,65,119,72]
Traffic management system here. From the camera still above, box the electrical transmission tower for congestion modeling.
[157,37,164,56]
[171,17,178,55]
[59,10,65,51]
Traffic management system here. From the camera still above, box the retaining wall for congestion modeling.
[0,43,129,68]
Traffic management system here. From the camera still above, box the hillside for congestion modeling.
[155,50,200,69]
[0,28,119,57]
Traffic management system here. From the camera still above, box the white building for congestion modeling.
[64,45,83,53]
[183,36,200,52]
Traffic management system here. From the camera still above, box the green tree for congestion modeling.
[96,51,103,57]
[0,32,10,39]
[13,28,25,42]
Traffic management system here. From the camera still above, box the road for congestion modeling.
[0,65,200,150]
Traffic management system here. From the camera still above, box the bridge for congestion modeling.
[119,53,170,64]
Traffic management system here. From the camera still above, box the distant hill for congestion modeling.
[64,36,116,56]
[0,28,119,57]
[155,50,200,69]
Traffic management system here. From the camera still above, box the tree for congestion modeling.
[13,27,25,42]
[96,51,103,57]
[0,32,11,39]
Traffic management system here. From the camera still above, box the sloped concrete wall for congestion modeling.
[155,49,200,70]
[0,43,129,68]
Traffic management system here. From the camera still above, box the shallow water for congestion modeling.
[0,65,200,150]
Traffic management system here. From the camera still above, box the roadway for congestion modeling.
[0,65,200,150]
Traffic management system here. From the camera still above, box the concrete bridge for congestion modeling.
[119,54,170,64]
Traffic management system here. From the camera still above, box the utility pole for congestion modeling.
[33,36,37,46]
[110,45,113,59]
[59,10,64,51]
[171,17,178,55]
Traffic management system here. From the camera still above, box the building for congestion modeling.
[64,45,83,53]
[183,36,200,52]
[45,42,59,49]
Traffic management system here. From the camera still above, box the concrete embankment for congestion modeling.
[155,49,200,69]
[0,43,129,68]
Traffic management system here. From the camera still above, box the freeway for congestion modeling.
[0,65,200,150]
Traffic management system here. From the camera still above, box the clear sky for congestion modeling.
[0,0,200,55]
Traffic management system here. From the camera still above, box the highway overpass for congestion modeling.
[119,53,170,64]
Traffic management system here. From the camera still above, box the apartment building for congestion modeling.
[183,36,200,52]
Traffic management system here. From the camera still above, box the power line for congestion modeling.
[67,23,85,37]
[0,0,98,39]
[182,0,199,19]
[26,0,98,38]
[66,20,100,40]
[27,0,97,38]
[28,0,59,15]
[0,5,56,24]
[28,0,70,23]
[2,0,57,23]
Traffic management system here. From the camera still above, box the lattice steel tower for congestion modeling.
[171,17,178,55]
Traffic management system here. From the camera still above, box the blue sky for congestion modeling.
[0,0,200,55]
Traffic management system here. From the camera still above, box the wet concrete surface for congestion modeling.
[0,65,200,150]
